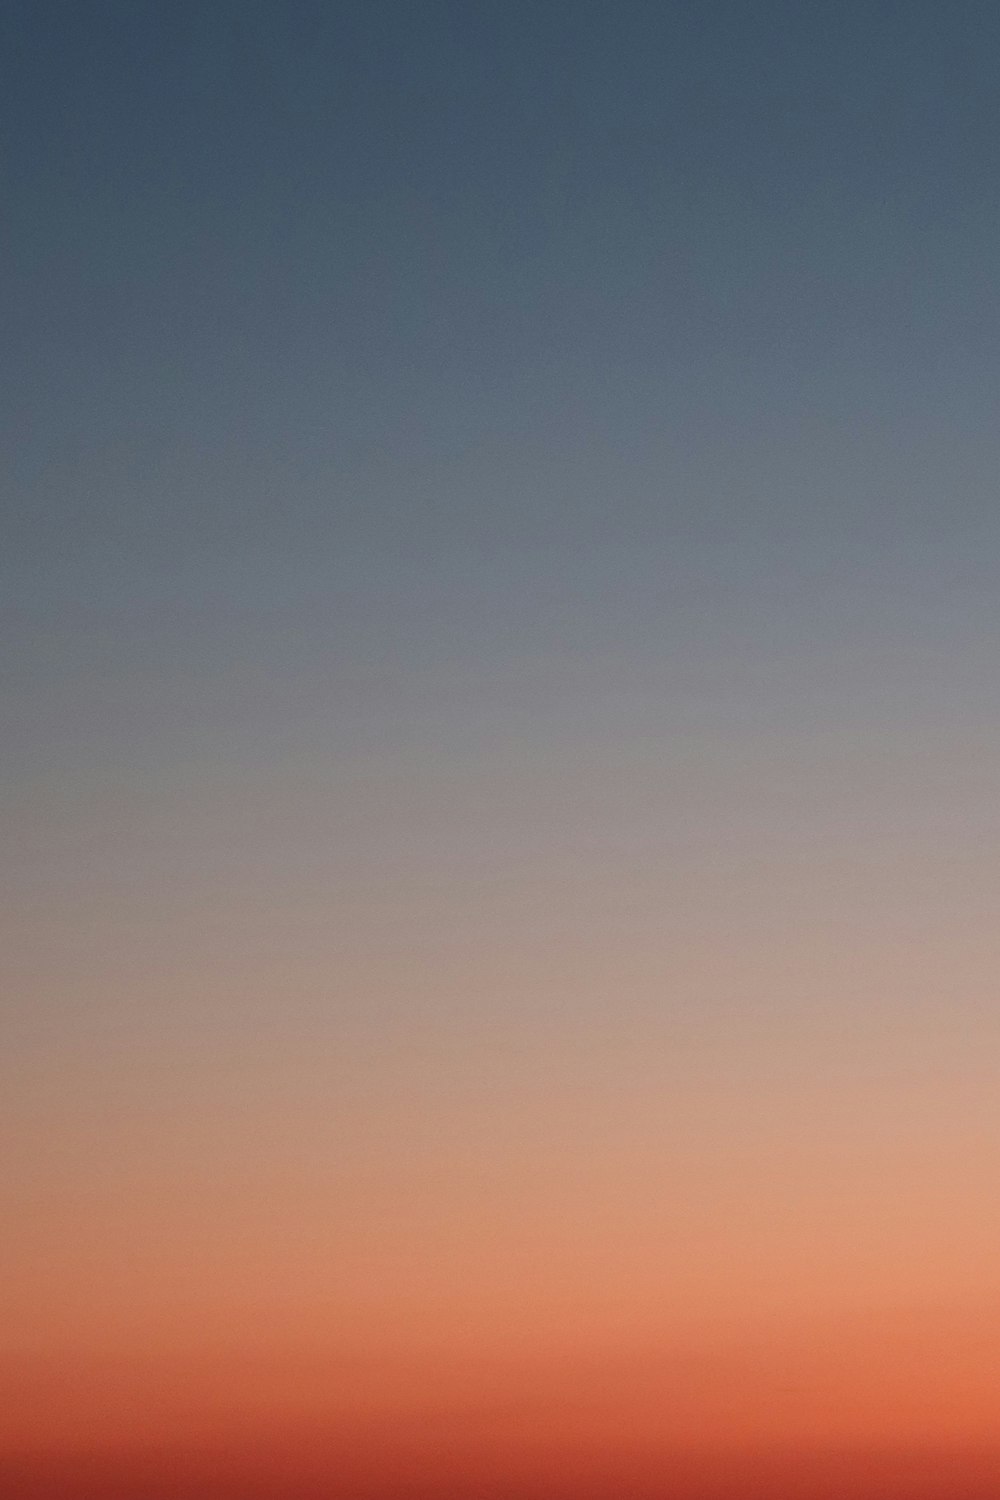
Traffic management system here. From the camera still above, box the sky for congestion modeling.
[3,2,1000,1496]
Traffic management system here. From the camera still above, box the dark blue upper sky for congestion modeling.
[5,2,1000,797]
[7,0,999,559]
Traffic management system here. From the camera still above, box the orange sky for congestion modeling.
[5,921,1000,1494]
[7,4,1000,1495]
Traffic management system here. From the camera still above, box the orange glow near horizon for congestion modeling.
[5,935,1000,1495]
[8,4,1000,1493]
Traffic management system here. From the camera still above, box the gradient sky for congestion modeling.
[4,3,1000,1496]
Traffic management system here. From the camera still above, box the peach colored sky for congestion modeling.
[6,2,1000,1493]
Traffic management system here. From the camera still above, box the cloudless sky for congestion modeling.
[4,4,1000,1496]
